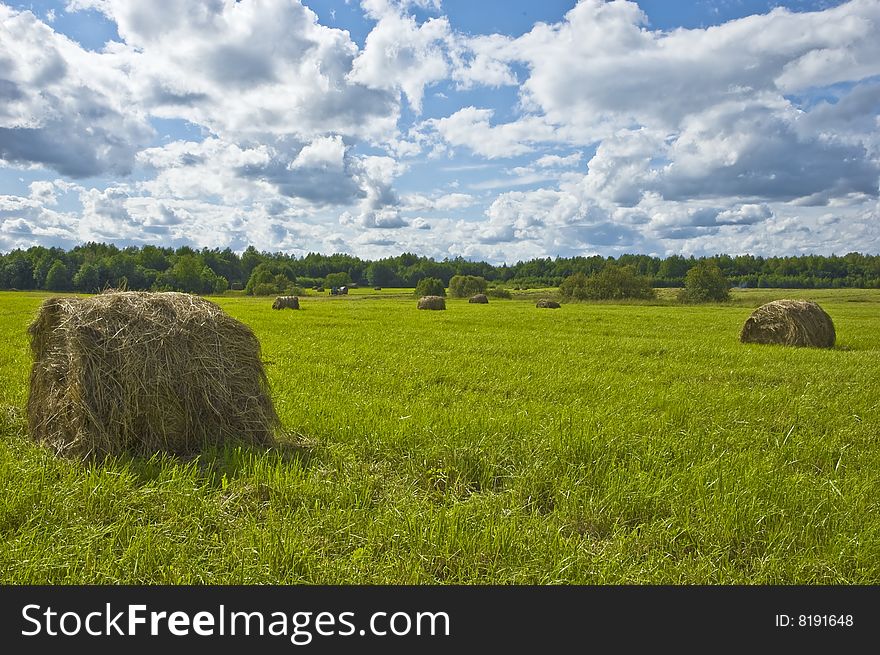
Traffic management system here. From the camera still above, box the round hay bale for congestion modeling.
[27,291,280,458]
[536,299,561,309]
[468,294,489,304]
[417,295,446,310]
[272,295,300,310]
[740,299,835,348]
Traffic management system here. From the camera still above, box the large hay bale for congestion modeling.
[272,295,300,310]
[536,299,561,309]
[27,292,280,458]
[418,295,446,310]
[469,294,489,304]
[740,299,835,348]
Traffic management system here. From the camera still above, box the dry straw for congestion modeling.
[536,299,561,309]
[740,299,835,348]
[27,291,279,458]
[417,295,446,310]
[468,294,489,304]
[272,295,300,310]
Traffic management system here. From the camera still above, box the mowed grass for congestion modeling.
[1,288,879,583]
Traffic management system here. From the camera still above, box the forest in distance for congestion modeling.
[2,242,880,295]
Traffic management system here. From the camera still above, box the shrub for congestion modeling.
[561,266,655,300]
[415,277,446,297]
[246,262,296,296]
[448,275,488,298]
[325,272,352,288]
[486,287,512,299]
[559,272,590,300]
[295,277,323,289]
[678,260,730,303]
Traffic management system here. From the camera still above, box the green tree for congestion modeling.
[45,260,71,291]
[448,275,488,298]
[366,261,396,287]
[559,272,590,300]
[246,262,297,296]
[414,277,445,297]
[240,246,263,282]
[200,266,228,294]
[2,255,34,289]
[325,271,352,288]
[563,265,655,300]
[657,254,693,281]
[168,255,205,294]
[72,263,100,293]
[678,260,730,303]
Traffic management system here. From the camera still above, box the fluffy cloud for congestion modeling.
[427,107,557,158]
[401,192,477,211]
[1,0,878,260]
[512,0,880,134]
[447,33,519,90]
[350,3,450,113]
[70,0,400,142]
[0,191,79,249]
[0,5,152,176]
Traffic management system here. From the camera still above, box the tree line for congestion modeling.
[1,243,880,294]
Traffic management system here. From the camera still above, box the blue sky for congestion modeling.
[0,0,877,261]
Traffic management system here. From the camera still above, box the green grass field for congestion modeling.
[1,288,878,583]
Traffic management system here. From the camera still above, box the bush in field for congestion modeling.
[486,287,512,299]
[246,262,297,296]
[448,275,488,298]
[251,281,303,297]
[561,266,655,300]
[678,260,730,303]
[325,271,352,288]
[414,277,445,297]
[559,272,590,300]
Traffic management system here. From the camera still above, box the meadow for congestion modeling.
[1,288,878,584]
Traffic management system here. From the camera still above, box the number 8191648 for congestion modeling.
[775,614,853,627]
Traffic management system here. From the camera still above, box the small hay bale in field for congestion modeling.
[418,295,446,310]
[536,299,561,309]
[272,295,300,310]
[27,291,279,458]
[468,294,489,304]
[740,299,835,348]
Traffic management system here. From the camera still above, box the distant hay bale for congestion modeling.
[469,294,489,304]
[536,299,561,309]
[27,291,279,458]
[418,295,446,310]
[272,295,300,310]
[740,299,835,348]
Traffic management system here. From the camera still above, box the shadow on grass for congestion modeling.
[107,431,319,488]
